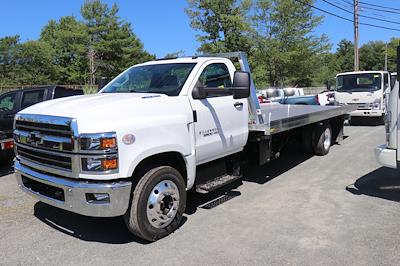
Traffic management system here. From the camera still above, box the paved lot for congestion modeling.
[1,125,400,265]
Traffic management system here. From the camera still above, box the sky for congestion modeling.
[0,0,399,58]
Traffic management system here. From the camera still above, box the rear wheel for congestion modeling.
[302,122,332,156]
[124,166,186,241]
[313,123,332,156]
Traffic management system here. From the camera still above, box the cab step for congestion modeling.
[195,174,242,194]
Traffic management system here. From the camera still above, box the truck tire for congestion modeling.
[313,122,332,156]
[124,166,186,241]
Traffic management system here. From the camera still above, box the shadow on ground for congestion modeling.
[33,144,317,244]
[33,202,153,245]
[0,160,14,177]
[348,117,383,126]
[346,167,400,202]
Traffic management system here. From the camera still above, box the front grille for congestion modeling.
[17,145,72,170]
[15,120,72,138]
[22,175,65,201]
[14,115,75,173]
[349,103,372,110]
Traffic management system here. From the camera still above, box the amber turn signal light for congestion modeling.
[100,138,117,149]
[101,158,118,170]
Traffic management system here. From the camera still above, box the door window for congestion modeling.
[198,63,232,89]
[21,90,44,109]
[0,92,17,112]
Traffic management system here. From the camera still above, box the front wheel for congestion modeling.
[124,166,186,241]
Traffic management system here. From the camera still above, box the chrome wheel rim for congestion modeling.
[323,128,331,151]
[147,180,180,229]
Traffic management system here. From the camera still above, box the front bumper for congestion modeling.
[15,161,132,217]
[374,144,397,169]
[350,109,384,117]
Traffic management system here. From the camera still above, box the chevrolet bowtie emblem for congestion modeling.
[27,131,43,146]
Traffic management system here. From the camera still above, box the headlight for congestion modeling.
[80,132,117,151]
[372,102,381,110]
[82,157,118,172]
[79,132,118,173]
[372,98,381,110]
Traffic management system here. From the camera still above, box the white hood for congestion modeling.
[19,93,193,133]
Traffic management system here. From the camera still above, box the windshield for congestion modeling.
[101,63,196,96]
[336,73,382,92]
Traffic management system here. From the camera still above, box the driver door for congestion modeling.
[0,90,20,134]
[189,62,248,165]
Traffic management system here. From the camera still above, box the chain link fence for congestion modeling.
[0,85,98,95]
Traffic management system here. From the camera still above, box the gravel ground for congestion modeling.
[1,125,399,266]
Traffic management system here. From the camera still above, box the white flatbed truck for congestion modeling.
[14,52,354,241]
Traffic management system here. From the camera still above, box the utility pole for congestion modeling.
[354,0,359,71]
[385,43,388,71]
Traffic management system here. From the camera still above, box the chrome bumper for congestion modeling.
[15,161,132,217]
[374,144,397,169]
[350,109,384,117]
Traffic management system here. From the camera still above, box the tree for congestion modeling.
[81,0,154,84]
[387,38,400,72]
[0,35,20,85]
[335,39,354,73]
[15,41,58,85]
[40,16,89,84]
[185,0,252,54]
[250,0,329,87]
[359,41,386,71]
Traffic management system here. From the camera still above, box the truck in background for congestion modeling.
[14,52,354,241]
[0,86,83,164]
[335,71,390,123]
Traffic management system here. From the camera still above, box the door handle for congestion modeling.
[234,102,243,108]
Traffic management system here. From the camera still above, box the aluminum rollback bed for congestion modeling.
[250,104,354,135]
[211,52,355,135]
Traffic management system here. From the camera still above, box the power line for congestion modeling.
[340,0,400,15]
[293,0,400,32]
[359,1,400,12]
[321,0,400,25]
[358,3,400,15]
[342,0,400,22]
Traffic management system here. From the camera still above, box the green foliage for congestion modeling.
[359,41,386,71]
[40,16,89,84]
[15,41,58,85]
[81,0,155,84]
[387,38,400,73]
[0,35,20,85]
[185,0,252,54]
[186,0,330,87]
[1,0,153,86]
[0,36,58,86]
[335,39,354,73]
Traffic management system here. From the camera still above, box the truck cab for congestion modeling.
[335,71,390,119]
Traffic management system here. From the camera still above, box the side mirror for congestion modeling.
[232,71,250,99]
[192,71,251,100]
[98,77,108,91]
[192,86,207,99]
